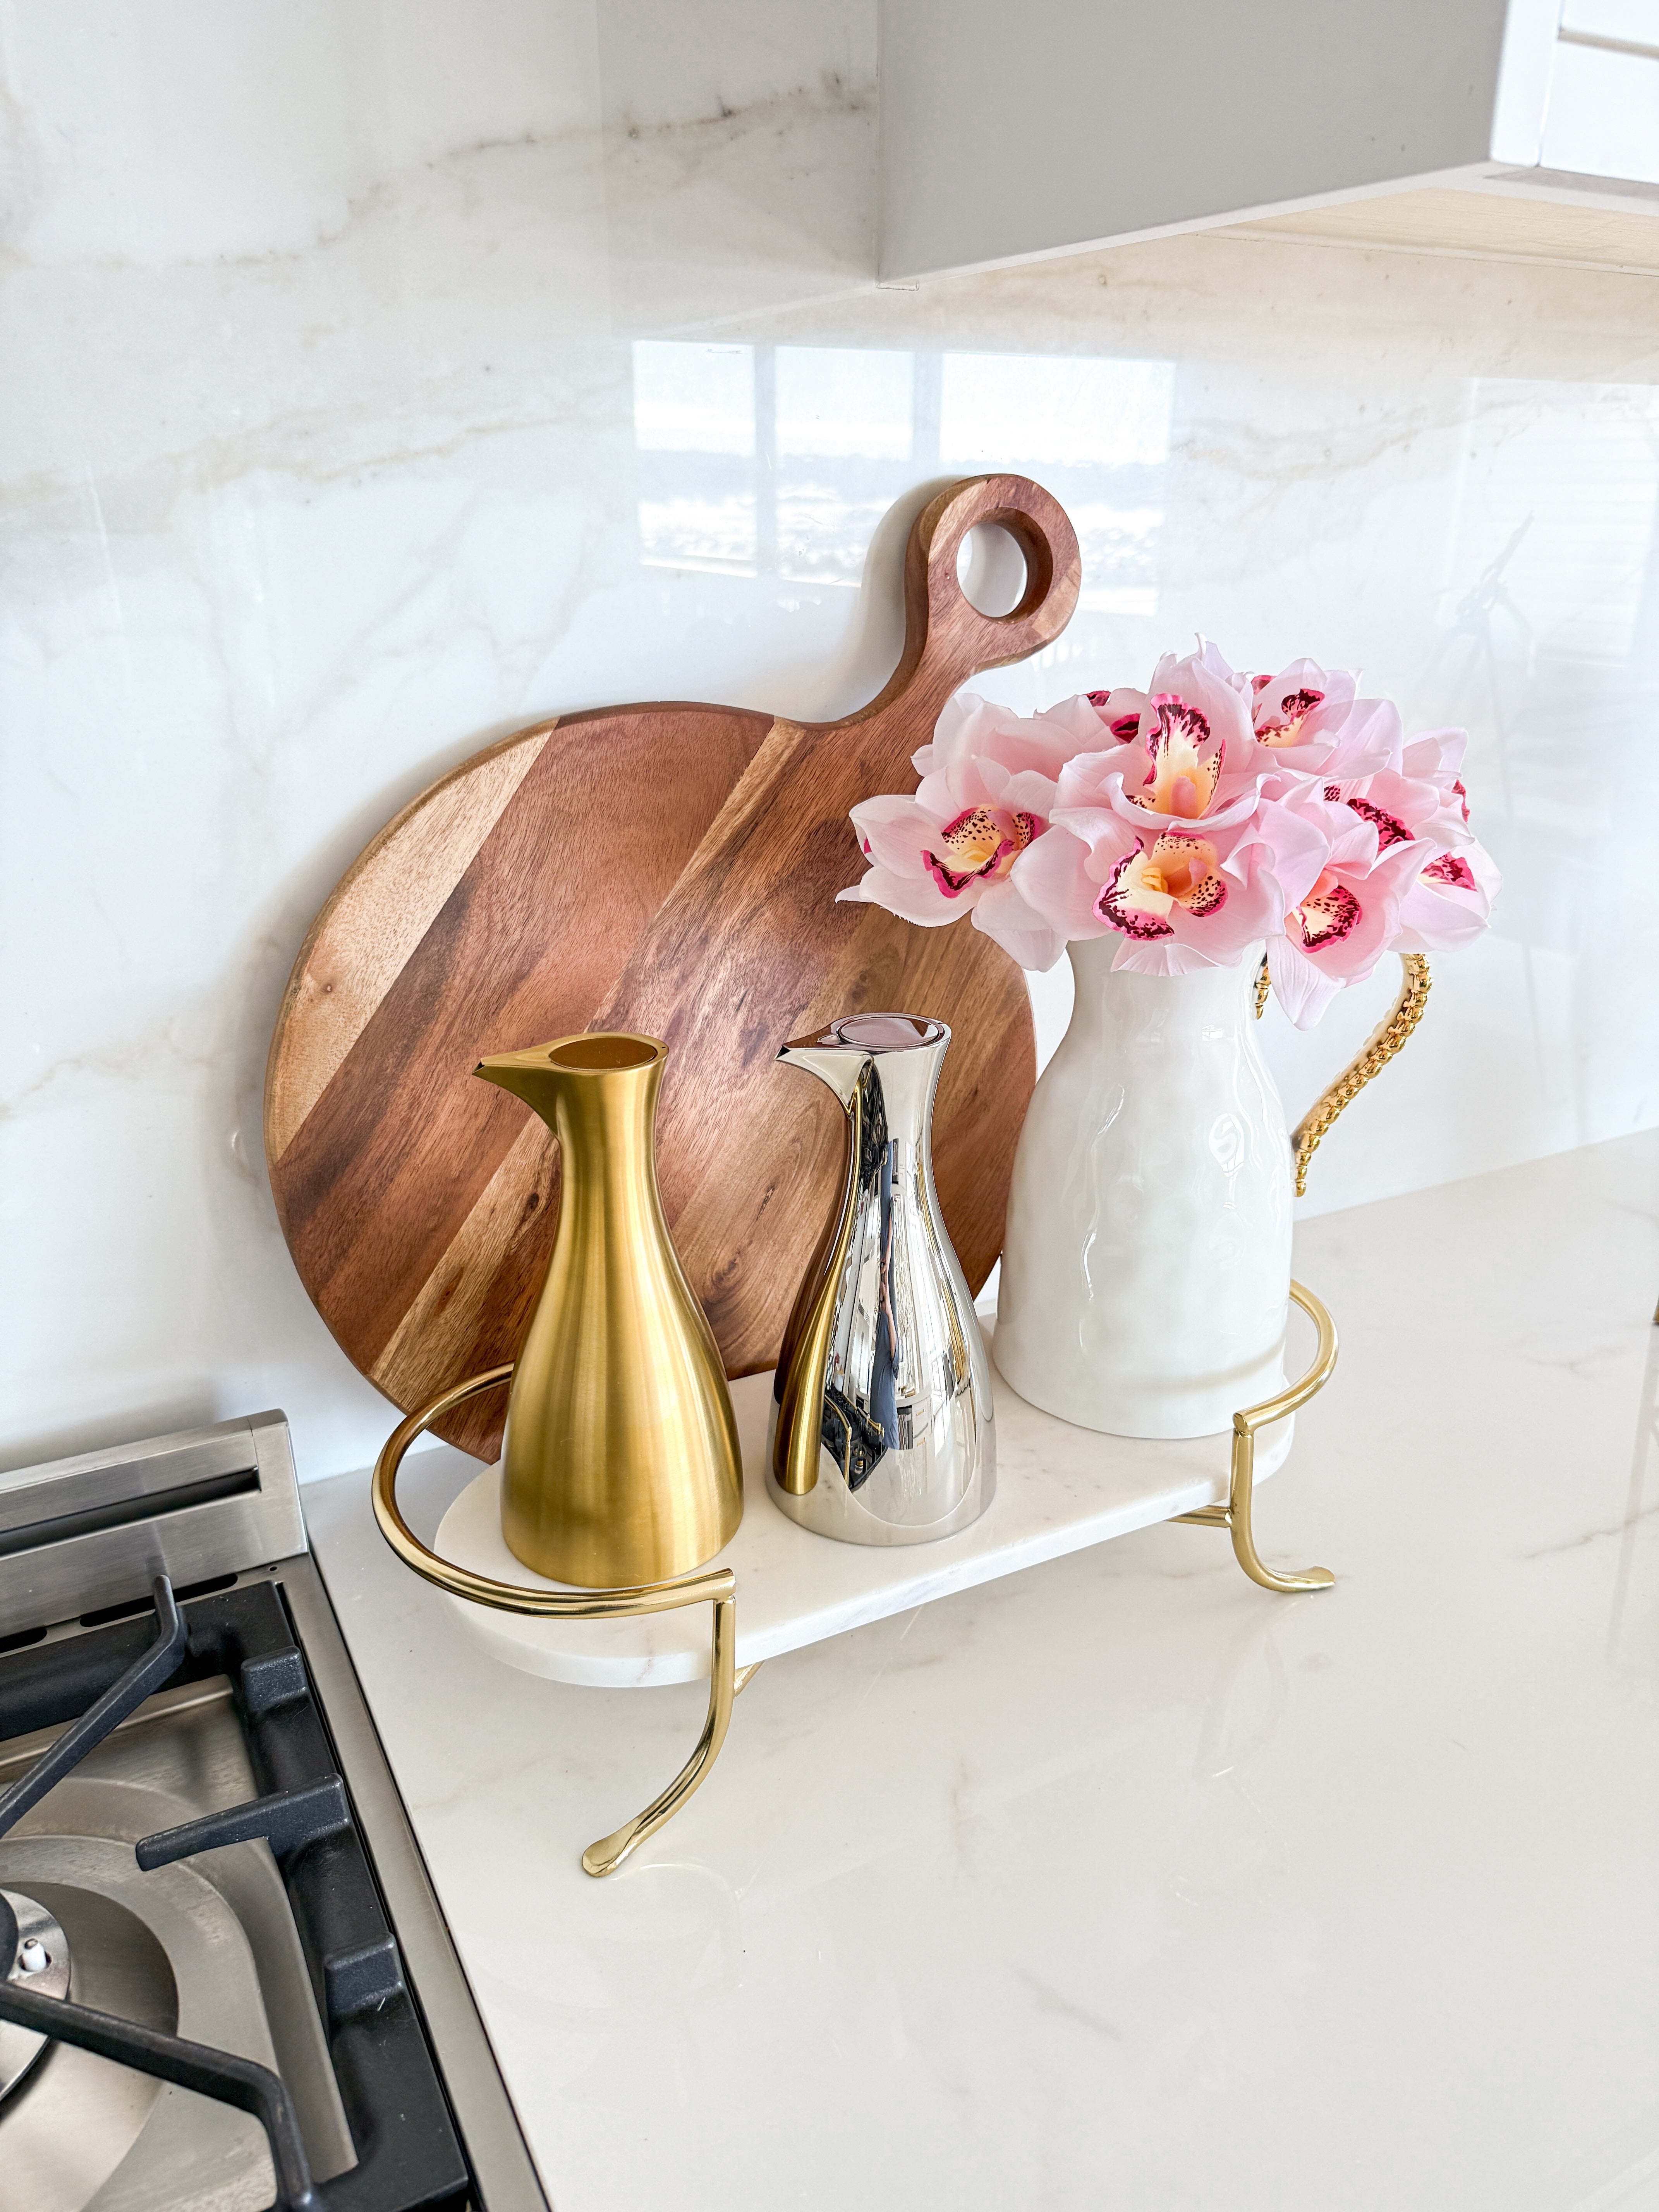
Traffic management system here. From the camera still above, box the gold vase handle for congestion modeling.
[1257,950,1433,1197]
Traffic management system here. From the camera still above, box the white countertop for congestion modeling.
[303,1131,1659,2212]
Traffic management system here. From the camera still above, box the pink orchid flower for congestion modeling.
[1250,660,1358,748]
[837,649,1499,1001]
[1091,646,1264,815]
[1399,840,1501,950]
[1392,723,1476,832]
[1013,652,1328,975]
[1018,777,1327,977]
[913,688,1103,788]
[1198,640,1401,787]
[1082,684,1148,744]
[1266,798,1431,1028]
[1306,732,1501,952]
[837,692,1102,970]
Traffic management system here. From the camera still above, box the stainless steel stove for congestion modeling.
[0,1412,549,2212]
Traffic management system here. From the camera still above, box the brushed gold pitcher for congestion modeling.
[474,1033,742,1587]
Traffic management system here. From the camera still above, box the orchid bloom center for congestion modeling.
[1422,850,1475,891]
[1257,687,1324,747]
[924,805,1044,898]
[1290,867,1360,951]
[1096,831,1226,939]
[1132,696,1221,819]
[1345,793,1411,849]
[1140,842,1210,903]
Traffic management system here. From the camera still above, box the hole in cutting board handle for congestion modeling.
[955,522,1029,617]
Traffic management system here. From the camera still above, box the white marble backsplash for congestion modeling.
[2,1,1656,1479]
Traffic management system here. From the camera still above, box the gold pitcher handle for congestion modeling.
[1256,950,1433,1197]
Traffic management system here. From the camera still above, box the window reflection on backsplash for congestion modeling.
[632,339,1177,610]
[1442,380,1659,666]
[1066,504,1165,617]
[1429,375,1659,921]
[775,344,914,589]
[776,347,914,460]
[942,353,1174,616]
[635,491,759,575]
[938,352,1174,467]
[633,340,758,572]
[633,341,757,453]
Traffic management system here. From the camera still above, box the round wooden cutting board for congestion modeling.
[265,475,1081,1458]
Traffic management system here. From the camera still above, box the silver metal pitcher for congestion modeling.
[768,1013,995,1544]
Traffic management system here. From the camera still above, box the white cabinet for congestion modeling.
[1539,35,1659,182]
[1558,0,1659,41]
[879,0,1659,280]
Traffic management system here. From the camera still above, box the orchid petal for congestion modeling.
[840,862,965,927]
[850,795,940,880]
[1011,825,1109,939]
[972,880,1070,971]
[1267,934,1345,1029]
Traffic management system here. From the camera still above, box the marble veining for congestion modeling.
[2,2,1656,1480]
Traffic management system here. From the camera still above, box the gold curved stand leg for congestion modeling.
[582,1651,763,1876]
[581,1592,739,1877]
[1174,1280,1339,1593]
[371,1366,747,1879]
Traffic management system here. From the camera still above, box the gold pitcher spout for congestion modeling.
[474,1032,742,1587]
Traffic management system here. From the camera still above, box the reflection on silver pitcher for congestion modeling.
[768,1013,995,1545]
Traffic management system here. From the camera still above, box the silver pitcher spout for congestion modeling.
[768,1013,995,1545]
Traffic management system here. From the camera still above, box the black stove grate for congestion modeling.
[0,1575,471,2212]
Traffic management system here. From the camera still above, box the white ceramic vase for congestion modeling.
[994,937,1292,1441]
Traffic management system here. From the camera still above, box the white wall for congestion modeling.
[3,0,1656,1480]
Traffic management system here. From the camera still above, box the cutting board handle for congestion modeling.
[850,474,1082,735]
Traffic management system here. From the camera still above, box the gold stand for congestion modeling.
[372,1367,752,1879]
[373,1281,1341,1874]
[1188,945,1429,1589]
[1173,1279,1338,1592]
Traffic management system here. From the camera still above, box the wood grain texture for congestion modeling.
[266,476,1082,1459]
[266,728,551,1158]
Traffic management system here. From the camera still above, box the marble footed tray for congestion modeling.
[433,1345,1297,1689]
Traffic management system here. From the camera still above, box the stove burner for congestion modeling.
[0,1566,476,2210]
[0,1887,70,2102]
